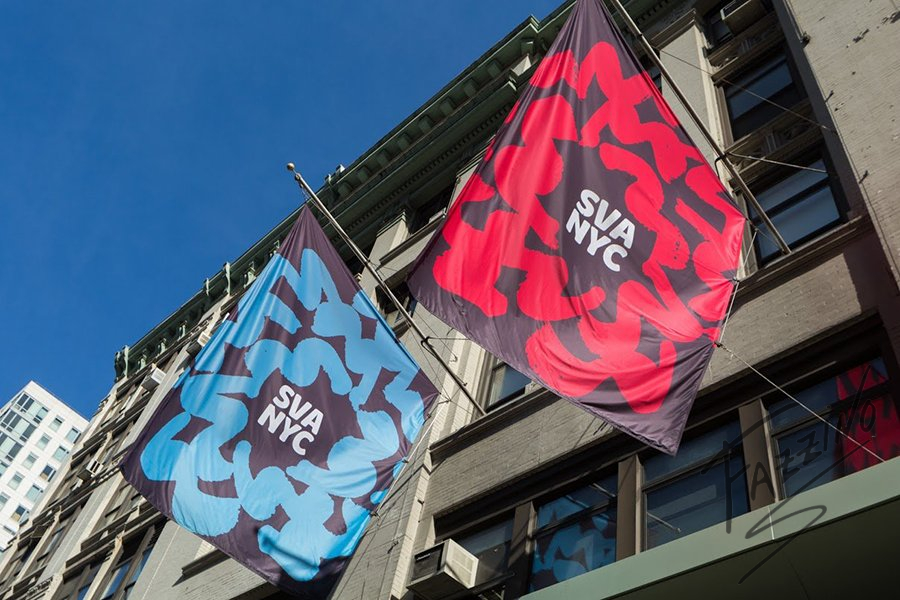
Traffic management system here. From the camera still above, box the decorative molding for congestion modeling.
[708,13,782,78]
[650,8,700,48]
[180,548,228,579]
[725,100,821,183]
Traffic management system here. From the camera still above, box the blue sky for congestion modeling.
[0,1,563,418]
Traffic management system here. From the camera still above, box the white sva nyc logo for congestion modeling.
[257,384,324,456]
[566,189,636,272]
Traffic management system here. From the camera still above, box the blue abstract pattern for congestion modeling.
[121,207,438,597]
[530,511,616,592]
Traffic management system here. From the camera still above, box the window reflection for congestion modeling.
[750,154,842,262]
[769,357,899,497]
[457,518,513,584]
[487,363,531,409]
[530,474,617,592]
[724,51,805,140]
[643,421,749,549]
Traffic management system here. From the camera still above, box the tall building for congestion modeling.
[0,382,87,557]
[2,0,898,598]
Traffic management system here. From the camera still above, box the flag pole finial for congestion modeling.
[285,162,296,172]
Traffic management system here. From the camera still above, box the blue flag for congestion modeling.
[120,206,439,597]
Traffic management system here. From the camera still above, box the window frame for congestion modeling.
[482,359,532,411]
[746,146,847,264]
[528,471,618,592]
[764,353,900,498]
[718,46,807,146]
[640,417,750,550]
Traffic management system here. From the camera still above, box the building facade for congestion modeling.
[1,0,898,598]
[0,382,87,557]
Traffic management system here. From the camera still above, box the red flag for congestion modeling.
[407,0,744,454]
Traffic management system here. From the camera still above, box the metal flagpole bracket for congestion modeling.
[608,0,791,257]
[285,163,487,417]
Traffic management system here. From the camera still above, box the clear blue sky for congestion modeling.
[0,1,563,418]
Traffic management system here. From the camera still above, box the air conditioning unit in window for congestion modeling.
[140,366,167,391]
[721,0,766,34]
[186,331,211,357]
[77,458,102,481]
[407,539,478,600]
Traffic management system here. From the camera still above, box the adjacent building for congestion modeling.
[0,382,87,557]
[1,0,898,599]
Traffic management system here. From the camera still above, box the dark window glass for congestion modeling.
[100,561,130,600]
[750,155,842,262]
[487,363,530,409]
[408,185,452,235]
[704,1,735,47]
[640,55,662,92]
[122,548,153,599]
[643,421,749,549]
[377,282,417,329]
[768,358,900,497]
[457,519,513,584]
[1,437,22,461]
[530,474,617,592]
[724,51,805,140]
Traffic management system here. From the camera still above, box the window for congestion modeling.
[456,518,514,585]
[0,412,36,441]
[0,493,8,508]
[100,546,153,600]
[14,393,32,410]
[724,50,805,140]
[530,473,617,592]
[41,527,66,561]
[39,465,55,482]
[768,357,899,497]
[639,53,662,92]
[23,453,37,470]
[53,561,101,600]
[704,0,737,47]
[377,282,417,329]
[749,151,843,262]
[11,505,28,523]
[642,421,749,549]
[36,435,50,450]
[122,547,153,599]
[0,462,5,478]
[0,434,21,461]
[66,428,80,444]
[407,185,452,235]
[486,362,531,409]
[52,446,70,463]
[14,394,48,423]
[50,417,63,432]
[25,485,42,503]
[9,472,23,490]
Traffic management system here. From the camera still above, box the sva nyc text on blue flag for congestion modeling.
[120,206,438,598]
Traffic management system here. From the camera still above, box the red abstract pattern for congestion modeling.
[408,0,744,453]
[835,362,900,472]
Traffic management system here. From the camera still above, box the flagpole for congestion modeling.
[286,164,487,418]
[607,0,791,256]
